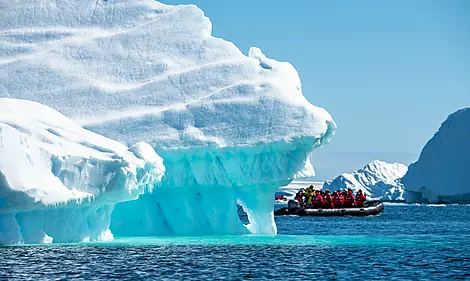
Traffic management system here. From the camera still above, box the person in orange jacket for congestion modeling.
[356,189,367,206]
[333,190,345,208]
[344,188,355,207]
[322,190,334,208]
[311,190,324,208]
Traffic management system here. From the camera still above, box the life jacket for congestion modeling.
[312,194,323,205]
[323,194,333,207]
[356,193,366,205]
[344,193,354,204]
[333,194,344,205]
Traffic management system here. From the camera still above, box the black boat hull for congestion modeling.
[274,200,384,217]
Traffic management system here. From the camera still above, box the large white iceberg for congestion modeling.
[0,0,336,238]
[322,160,408,200]
[0,98,164,244]
[402,108,470,203]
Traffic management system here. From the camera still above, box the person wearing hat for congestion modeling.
[322,189,334,208]
[356,189,367,206]
[311,190,324,208]
[344,188,355,207]
[333,190,345,208]
[295,189,305,207]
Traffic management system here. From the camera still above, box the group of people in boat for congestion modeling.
[295,186,367,209]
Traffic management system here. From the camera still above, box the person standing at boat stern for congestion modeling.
[333,191,345,208]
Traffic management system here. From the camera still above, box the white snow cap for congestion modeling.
[0,0,335,149]
[323,160,408,200]
[402,107,470,203]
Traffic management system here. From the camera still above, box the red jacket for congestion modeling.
[323,194,334,208]
[356,193,367,206]
[344,192,355,206]
[333,194,345,207]
[312,194,324,206]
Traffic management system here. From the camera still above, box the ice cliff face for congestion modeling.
[323,160,408,200]
[0,98,164,244]
[0,0,336,239]
[402,108,470,203]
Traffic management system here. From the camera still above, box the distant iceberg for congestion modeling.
[323,160,408,200]
[0,0,335,241]
[0,98,164,244]
[402,108,470,203]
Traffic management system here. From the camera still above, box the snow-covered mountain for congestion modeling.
[0,98,164,244]
[0,0,335,242]
[402,108,470,203]
[322,160,408,200]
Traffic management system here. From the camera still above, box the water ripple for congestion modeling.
[1,204,469,280]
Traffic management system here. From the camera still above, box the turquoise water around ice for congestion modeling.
[1,204,470,280]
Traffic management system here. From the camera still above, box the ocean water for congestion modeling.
[1,204,470,280]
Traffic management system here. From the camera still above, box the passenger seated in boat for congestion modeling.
[344,189,355,207]
[295,189,305,207]
[311,190,324,208]
[323,190,334,208]
[333,190,345,208]
[356,189,367,207]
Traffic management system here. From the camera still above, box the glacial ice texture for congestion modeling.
[0,0,336,239]
[0,99,164,244]
[402,108,470,203]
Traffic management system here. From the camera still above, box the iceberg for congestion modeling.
[0,98,164,244]
[0,0,336,238]
[402,108,470,203]
[322,160,408,200]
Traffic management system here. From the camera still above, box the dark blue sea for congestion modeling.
[1,204,470,280]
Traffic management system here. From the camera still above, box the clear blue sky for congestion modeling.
[162,0,470,156]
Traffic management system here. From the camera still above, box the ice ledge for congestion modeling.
[111,135,330,236]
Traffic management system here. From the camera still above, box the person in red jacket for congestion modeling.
[356,189,367,206]
[333,190,345,208]
[323,190,334,208]
[311,190,324,208]
[344,188,355,207]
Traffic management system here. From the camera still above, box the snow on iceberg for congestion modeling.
[0,0,336,236]
[402,108,470,203]
[322,160,408,200]
[0,99,164,245]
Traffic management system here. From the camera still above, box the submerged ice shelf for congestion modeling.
[0,0,336,243]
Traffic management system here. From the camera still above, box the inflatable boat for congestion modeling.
[274,200,384,217]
